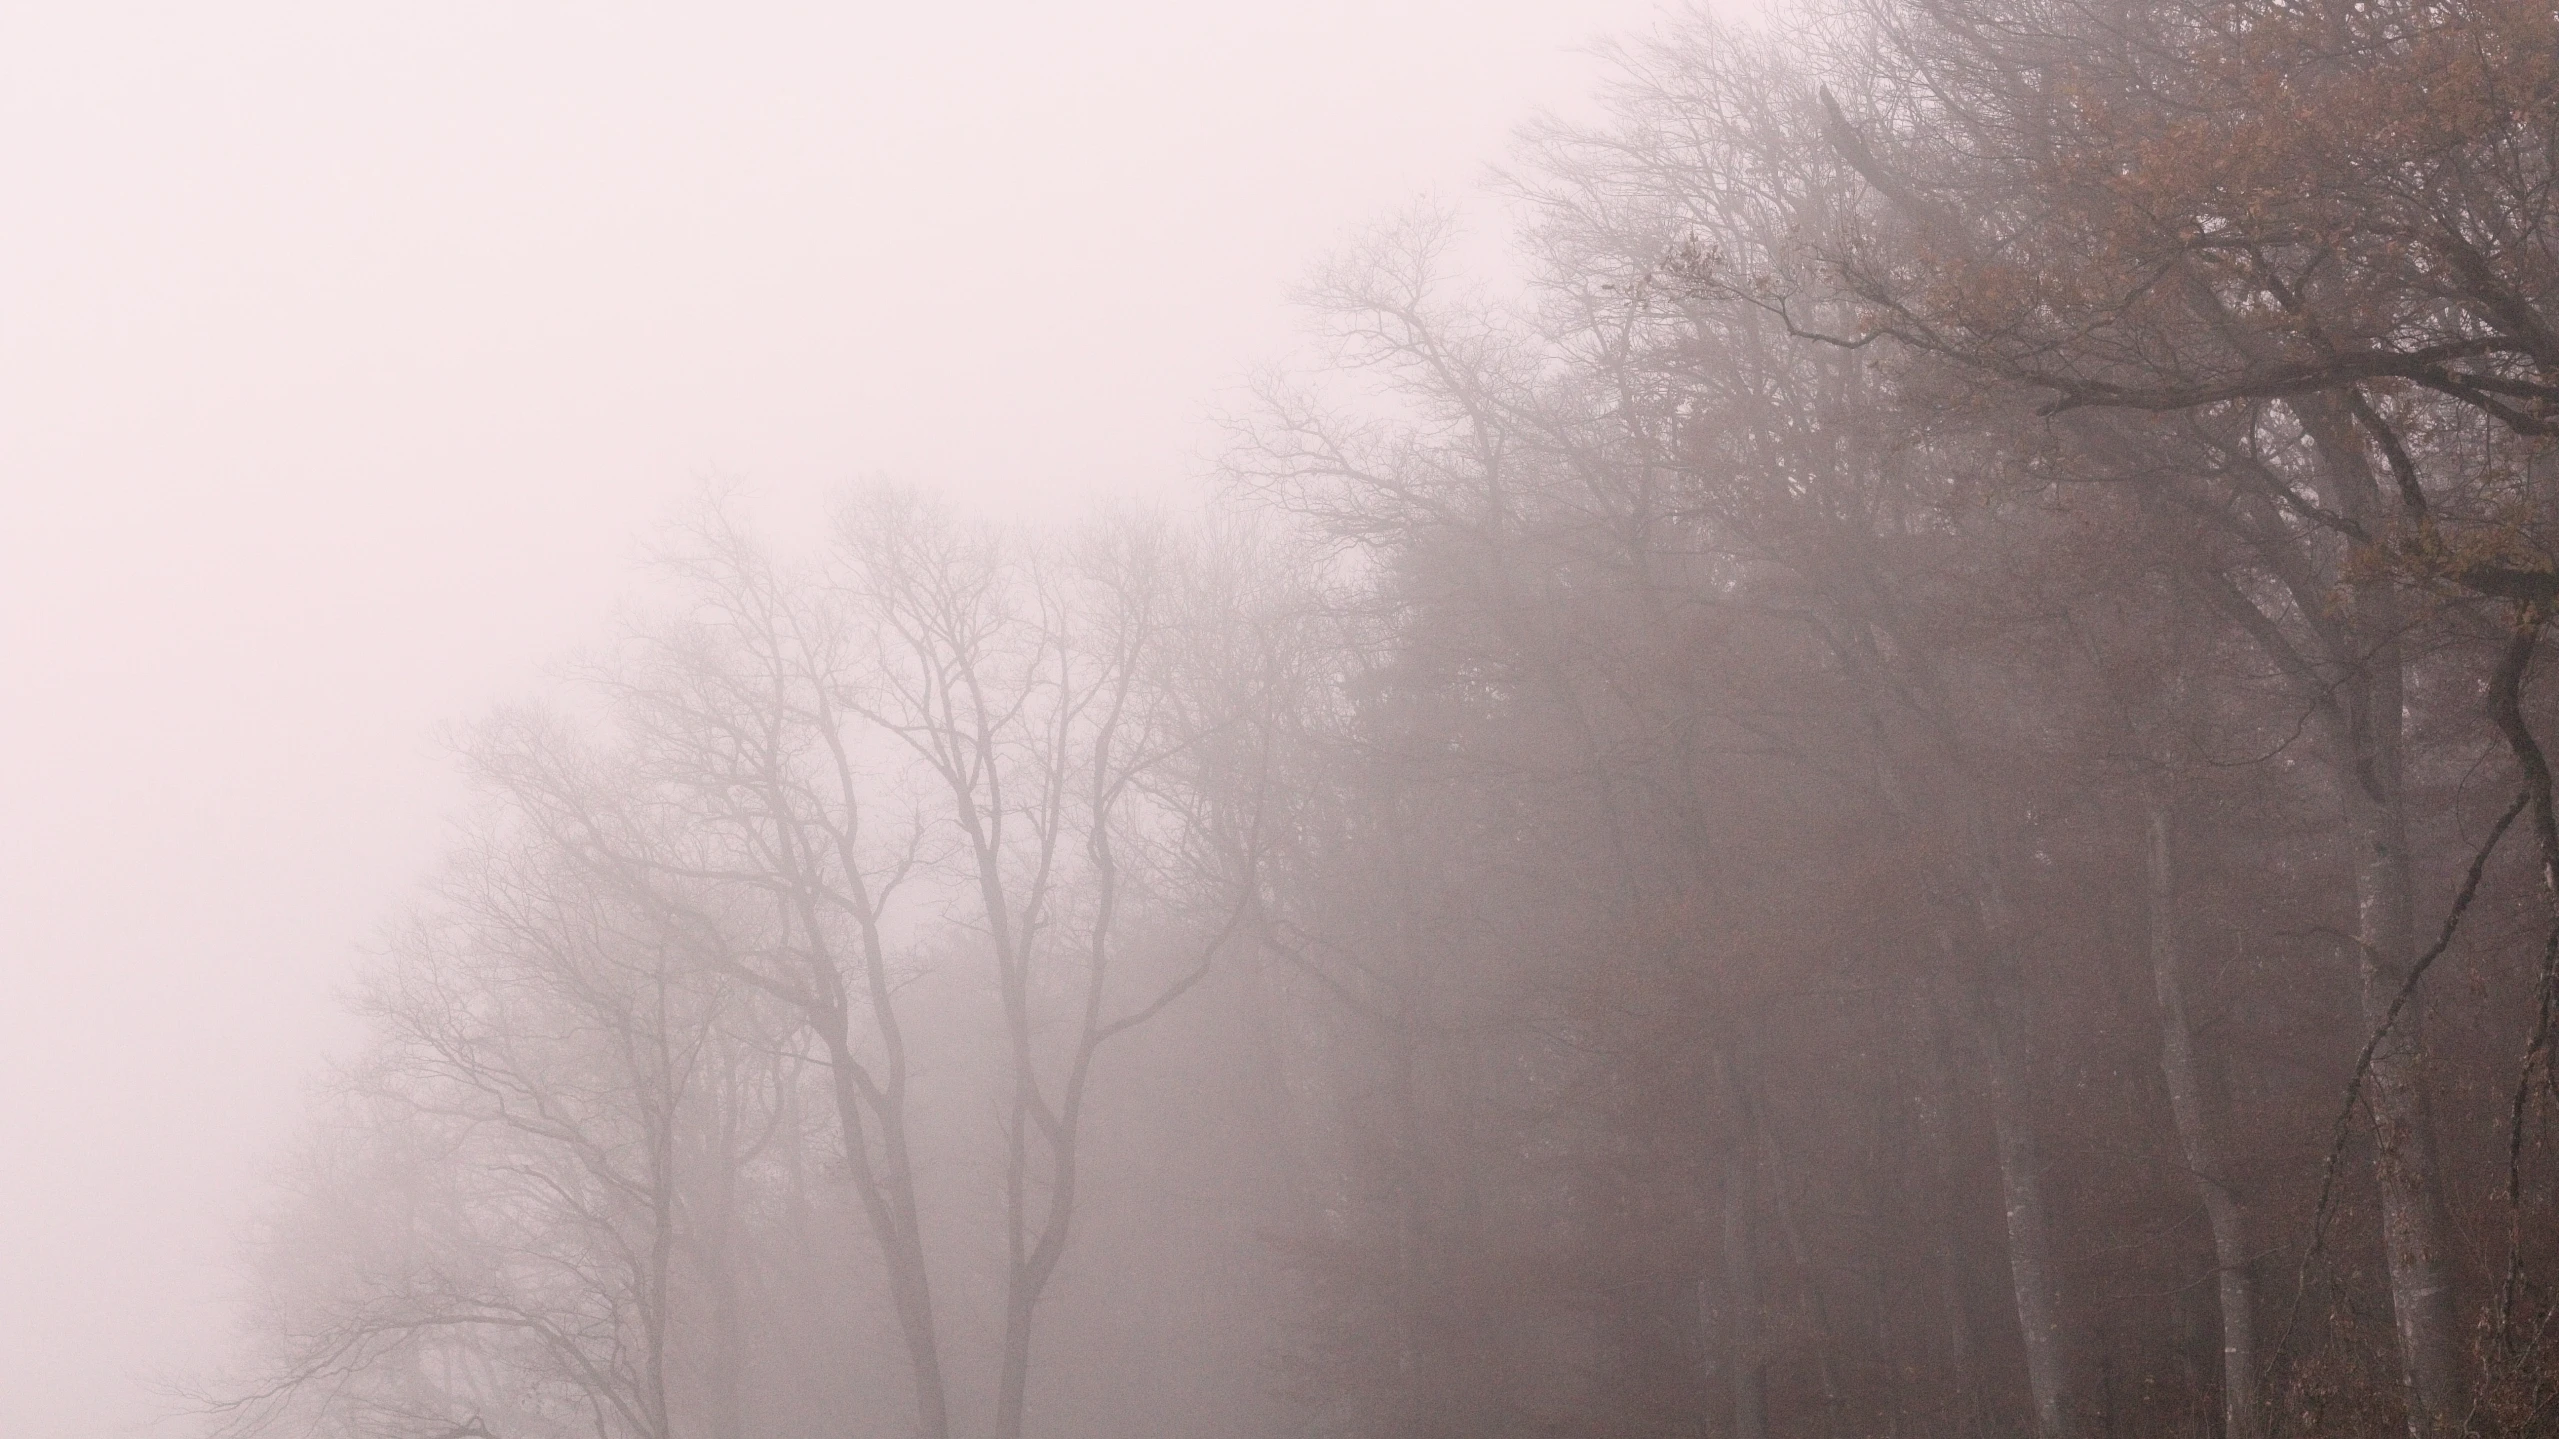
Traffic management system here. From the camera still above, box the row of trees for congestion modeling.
[215,1,2559,1436]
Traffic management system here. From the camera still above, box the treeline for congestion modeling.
[213,2,2559,1438]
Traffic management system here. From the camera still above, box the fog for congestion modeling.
[11,3,2559,1438]
[0,6,1665,1433]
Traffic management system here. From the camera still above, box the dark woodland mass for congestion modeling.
[184,3,2559,1437]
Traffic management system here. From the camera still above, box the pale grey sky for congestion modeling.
[0,3,1691,1433]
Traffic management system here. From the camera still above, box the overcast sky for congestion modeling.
[0,3,1729,1434]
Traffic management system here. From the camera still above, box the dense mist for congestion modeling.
[16,2,2559,1438]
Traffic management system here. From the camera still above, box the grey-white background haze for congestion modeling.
[0,3,1691,1433]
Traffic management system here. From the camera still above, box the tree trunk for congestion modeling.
[1391,1021,1429,1436]
[1728,1052,1847,1439]
[1724,1158,1769,1439]
[696,1076,746,1439]
[2347,779,2466,1439]
[997,1288,1039,1439]
[1918,983,1985,1437]
[993,1112,1082,1439]
[1962,882,2079,1439]
[2292,403,2466,1439]
[821,1030,951,1439]
[2145,798,2262,1439]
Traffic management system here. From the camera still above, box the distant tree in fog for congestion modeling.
[208,808,750,1439]
[214,496,1296,1439]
